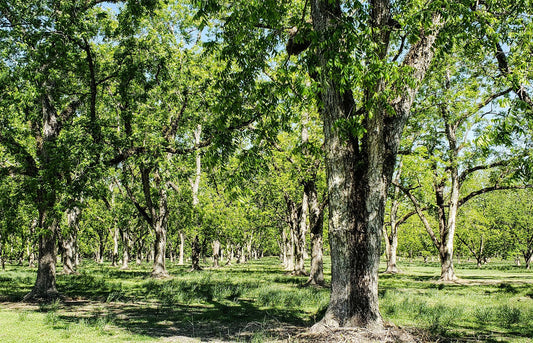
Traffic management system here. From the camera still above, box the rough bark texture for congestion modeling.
[61,207,80,275]
[310,0,441,330]
[151,172,169,278]
[25,92,80,301]
[61,234,76,275]
[306,179,325,286]
[24,219,60,301]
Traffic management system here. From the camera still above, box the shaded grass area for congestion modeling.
[0,257,532,342]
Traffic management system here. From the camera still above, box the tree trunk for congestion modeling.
[212,240,221,268]
[24,218,60,301]
[98,236,105,264]
[61,234,76,275]
[178,231,185,265]
[111,225,119,267]
[190,235,202,271]
[384,161,403,274]
[239,246,246,264]
[0,238,4,271]
[306,179,325,286]
[28,218,38,268]
[151,181,169,278]
[121,228,130,270]
[310,0,440,329]
[524,251,532,270]
[61,207,80,275]
[294,191,308,275]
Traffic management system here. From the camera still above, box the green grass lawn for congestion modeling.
[0,257,532,342]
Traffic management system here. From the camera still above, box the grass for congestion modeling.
[0,257,531,342]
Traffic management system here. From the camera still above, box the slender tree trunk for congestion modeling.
[190,235,202,271]
[306,179,325,286]
[111,225,119,267]
[239,246,246,264]
[0,237,4,271]
[524,251,532,270]
[384,161,403,274]
[295,191,308,275]
[61,207,80,275]
[212,240,221,268]
[61,234,76,275]
[121,228,130,270]
[98,235,105,264]
[178,231,185,265]
[28,218,38,268]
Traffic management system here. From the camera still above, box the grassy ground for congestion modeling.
[0,257,532,342]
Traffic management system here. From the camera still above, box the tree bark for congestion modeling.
[24,218,60,301]
[306,179,325,286]
[178,231,185,265]
[111,225,119,267]
[212,240,221,268]
[61,207,80,275]
[190,235,202,271]
[121,226,130,270]
[384,161,406,274]
[61,233,77,275]
[310,0,441,329]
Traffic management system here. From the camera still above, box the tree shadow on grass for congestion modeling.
[54,298,308,341]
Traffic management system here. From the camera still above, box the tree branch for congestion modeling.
[459,184,533,207]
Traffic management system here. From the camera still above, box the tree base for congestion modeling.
[150,270,170,279]
[306,322,413,342]
[303,279,326,288]
[23,289,63,303]
[383,267,401,274]
[291,270,309,277]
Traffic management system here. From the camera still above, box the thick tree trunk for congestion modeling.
[24,218,60,301]
[151,222,168,277]
[310,0,440,329]
[306,179,325,286]
[151,182,169,278]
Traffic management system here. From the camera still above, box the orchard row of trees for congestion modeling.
[1,0,532,333]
